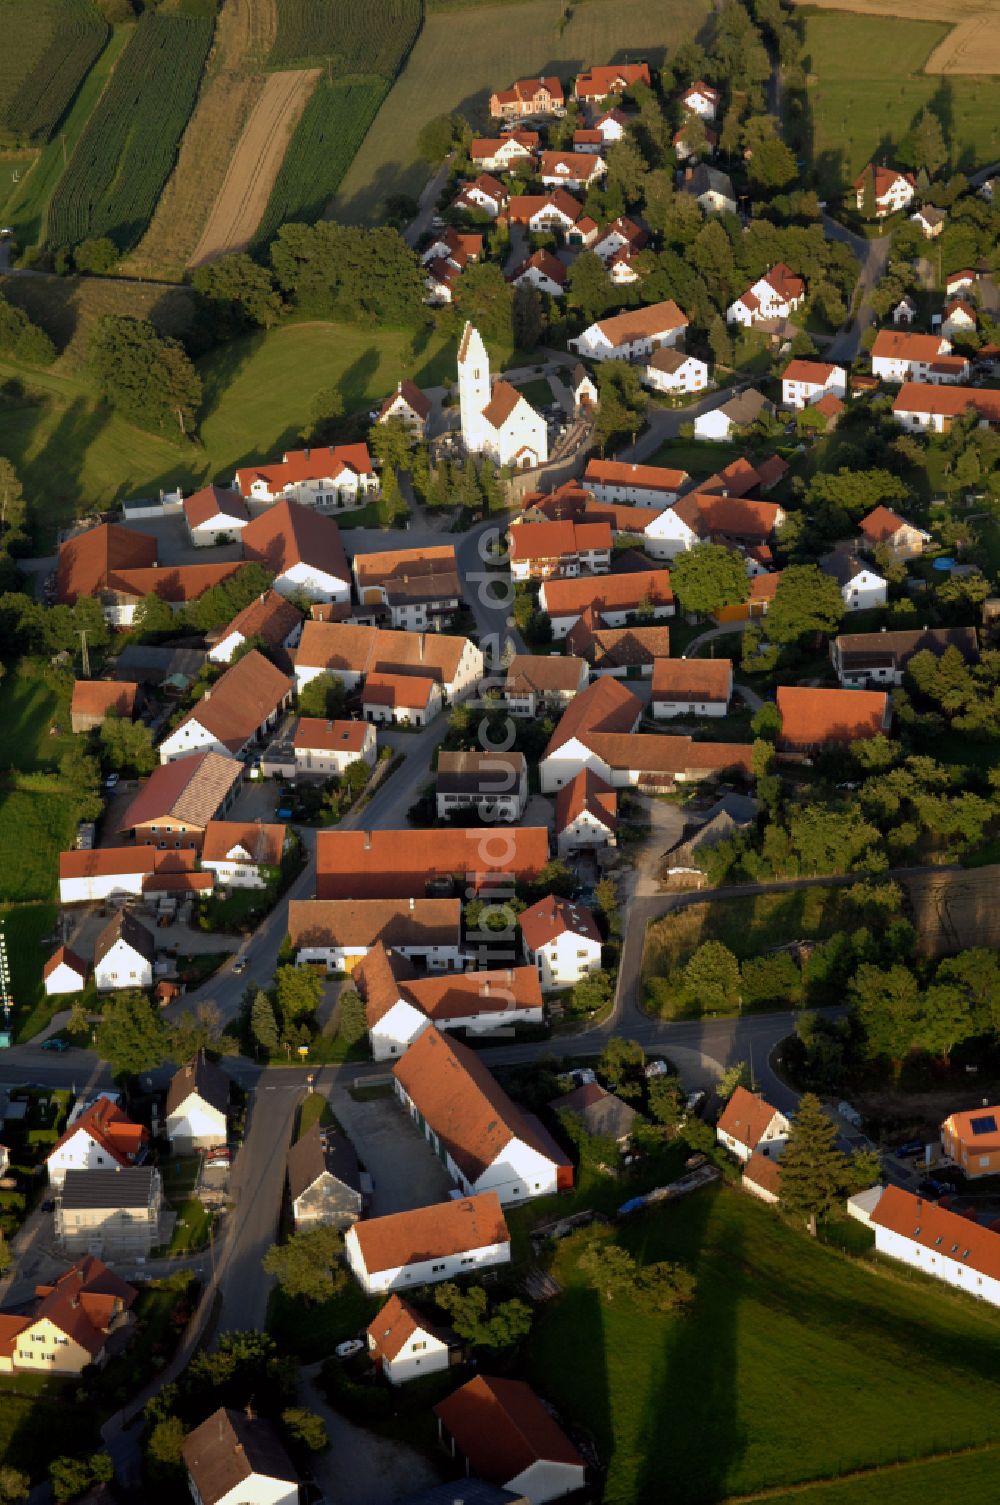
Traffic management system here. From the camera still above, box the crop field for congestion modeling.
[798,10,1000,192]
[47,12,213,251]
[0,0,107,144]
[794,0,1000,75]
[334,0,708,222]
[125,0,281,279]
[267,0,422,73]
[255,78,391,241]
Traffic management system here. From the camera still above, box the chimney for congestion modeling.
[364,831,372,851]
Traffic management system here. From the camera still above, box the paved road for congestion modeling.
[403,156,453,248]
[823,214,892,364]
[620,385,749,465]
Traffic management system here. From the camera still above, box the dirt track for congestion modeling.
[188,66,320,267]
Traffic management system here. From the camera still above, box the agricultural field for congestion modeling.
[794,0,1000,75]
[47,11,213,251]
[525,1185,1000,1504]
[0,0,107,145]
[763,1450,1000,1505]
[334,0,709,222]
[255,78,391,241]
[798,10,1000,194]
[267,0,421,73]
[124,0,279,279]
[1,272,198,374]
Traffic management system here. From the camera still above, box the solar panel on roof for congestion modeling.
[971,1114,997,1135]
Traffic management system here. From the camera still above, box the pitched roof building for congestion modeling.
[182,1408,298,1505]
[241,499,352,602]
[315,826,548,900]
[286,1121,363,1228]
[288,897,462,969]
[716,1086,790,1162]
[118,750,242,843]
[159,650,292,763]
[46,1097,149,1187]
[55,523,158,605]
[435,1376,585,1502]
[776,685,890,752]
[69,680,138,734]
[0,1256,136,1375]
[345,1193,511,1293]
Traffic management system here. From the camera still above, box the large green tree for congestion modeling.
[99,713,156,776]
[778,1092,854,1236]
[88,315,201,436]
[436,1283,533,1348]
[96,992,170,1078]
[262,1225,345,1303]
[766,564,843,647]
[297,671,346,721]
[684,941,741,1014]
[669,543,749,617]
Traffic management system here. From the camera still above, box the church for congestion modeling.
[458,322,549,469]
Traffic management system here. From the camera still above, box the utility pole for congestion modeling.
[79,629,90,679]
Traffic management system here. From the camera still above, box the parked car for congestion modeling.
[232,957,248,976]
[645,1059,670,1079]
[104,773,119,791]
[918,1177,951,1199]
[41,1037,69,1052]
[895,1139,925,1158]
[685,1091,705,1116]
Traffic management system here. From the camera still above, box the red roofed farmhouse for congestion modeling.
[315,825,548,900]
[489,76,564,119]
[234,442,376,511]
[858,503,930,560]
[871,1184,1000,1307]
[362,670,443,726]
[70,680,138,734]
[241,499,352,603]
[853,164,916,218]
[183,485,249,546]
[393,1027,572,1202]
[776,685,890,753]
[651,657,733,718]
[539,568,674,637]
[345,1193,511,1294]
[520,893,603,991]
[366,1293,459,1386]
[435,1375,586,1504]
[570,299,688,363]
[555,767,618,855]
[159,650,292,764]
[716,1087,790,1162]
[575,61,650,101]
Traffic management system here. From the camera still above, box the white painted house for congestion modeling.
[241,500,353,604]
[183,1408,299,1505]
[200,820,286,889]
[716,1086,790,1162]
[644,347,709,395]
[583,458,687,507]
[871,331,967,385]
[781,359,846,410]
[93,911,154,993]
[871,1184,1000,1309]
[458,323,548,469]
[682,79,721,119]
[292,717,376,777]
[345,1193,511,1295]
[727,264,805,327]
[158,650,292,765]
[650,657,733,717]
[288,897,465,975]
[208,590,303,666]
[46,1097,149,1189]
[569,300,688,363]
[693,388,773,441]
[234,443,377,513]
[853,164,915,217]
[182,485,249,547]
[555,769,617,856]
[436,1376,586,1505]
[520,894,603,992]
[821,552,887,612]
[42,946,87,997]
[367,1294,457,1386]
[164,1057,229,1154]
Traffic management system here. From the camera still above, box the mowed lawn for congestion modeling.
[801,12,1000,194]
[526,1187,1000,1504]
[334,0,711,220]
[763,1447,1000,1505]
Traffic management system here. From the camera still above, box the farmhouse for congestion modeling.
[353,544,462,631]
[504,654,589,717]
[55,522,157,606]
[294,620,483,701]
[554,767,618,855]
[569,300,688,362]
[241,500,352,602]
[727,264,805,327]
[644,492,783,560]
[286,1122,362,1230]
[46,1097,149,1188]
[208,589,303,666]
[459,323,548,469]
[0,1257,136,1377]
[911,204,946,239]
[363,671,443,727]
[377,379,432,436]
[853,164,915,217]
[509,519,612,580]
[200,819,286,889]
[182,485,249,547]
[776,685,891,753]
[346,1193,511,1295]
[315,825,548,900]
[158,650,292,764]
[694,389,773,441]
[539,568,675,637]
[470,132,538,172]
[942,297,978,341]
[554,1081,637,1144]
[644,346,709,395]
[583,458,687,506]
[575,61,650,101]
[489,77,564,119]
[55,1166,163,1260]
[367,1294,459,1387]
[781,359,846,410]
[289,896,463,973]
[435,1376,586,1505]
[830,626,979,688]
[520,893,603,991]
[941,1103,1000,1178]
[870,1184,1000,1308]
[650,657,733,718]
[393,1027,572,1202]
[870,331,967,386]
[820,552,887,613]
[292,717,376,777]
[436,750,529,822]
[539,675,642,790]
[93,910,154,992]
[510,248,568,298]
[42,946,87,997]
[69,680,138,734]
[716,1087,790,1162]
[234,443,377,512]
[892,382,1000,434]
[58,846,210,905]
[539,150,606,191]
[182,1408,299,1505]
[117,750,242,849]
[858,504,930,560]
[165,1057,230,1153]
[566,611,669,677]
[595,107,630,142]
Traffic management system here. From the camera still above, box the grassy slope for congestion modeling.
[526,1186,1000,1504]
[334,0,711,221]
[801,11,1000,194]
[762,1448,1000,1505]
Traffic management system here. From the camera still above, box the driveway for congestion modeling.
[331,1087,454,1217]
[300,1365,445,1505]
[823,214,891,363]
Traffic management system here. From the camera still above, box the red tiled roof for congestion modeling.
[782,359,839,384]
[859,505,911,542]
[583,732,753,777]
[172,650,291,754]
[292,717,371,754]
[295,622,475,686]
[554,767,617,834]
[544,674,643,755]
[362,670,437,711]
[717,1086,782,1151]
[509,519,611,561]
[118,750,242,832]
[893,382,1000,422]
[684,79,720,103]
[234,443,373,496]
[749,571,781,602]
[351,1193,509,1276]
[200,820,285,867]
[651,657,732,704]
[56,523,157,605]
[506,189,582,224]
[481,380,528,430]
[591,300,688,344]
[60,847,157,880]
[743,1151,782,1195]
[512,248,568,286]
[853,164,915,197]
[505,654,587,695]
[392,1028,571,1184]
[242,500,350,588]
[42,945,87,982]
[871,331,947,363]
[70,681,137,722]
[672,492,781,544]
[541,568,674,620]
[378,379,431,423]
[871,1184,1000,1285]
[405,966,544,1022]
[576,62,650,97]
[520,893,601,950]
[183,485,249,530]
[29,1256,135,1355]
[435,1375,583,1479]
[354,545,456,588]
[584,458,688,492]
[539,150,602,178]
[315,827,548,900]
[776,685,889,748]
[367,1294,450,1363]
[109,561,246,604]
[763,262,805,302]
[812,393,845,420]
[48,1098,148,1171]
[218,589,302,649]
[288,898,461,953]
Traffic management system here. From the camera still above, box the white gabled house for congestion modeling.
[182,485,250,547]
[458,322,548,469]
[870,1184,1000,1309]
[165,1057,229,1154]
[345,1193,511,1295]
[183,1408,299,1505]
[853,164,915,218]
[46,1097,149,1189]
[453,173,509,218]
[199,820,286,889]
[682,79,721,119]
[520,893,603,992]
[644,347,709,395]
[871,331,968,385]
[781,359,847,410]
[42,946,87,997]
[510,248,567,298]
[727,264,805,327]
[234,444,377,513]
[820,552,887,612]
[367,1294,458,1386]
[288,897,465,976]
[93,911,154,993]
[716,1086,790,1162]
[569,299,688,363]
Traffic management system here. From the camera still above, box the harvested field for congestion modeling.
[334,0,708,222]
[123,0,278,279]
[795,0,1000,75]
[902,867,1000,955]
[189,66,320,266]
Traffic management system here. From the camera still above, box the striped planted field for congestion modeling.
[0,0,108,144]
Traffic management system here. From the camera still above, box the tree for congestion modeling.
[569,968,613,1017]
[598,1035,645,1099]
[270,221,424,325]
[861,164,876,220]
[605,137,649,204]
[567,251,614,323]
[779,1092,856,1235]
[751,702,782,742]
[647,1074,683,1127]
[748,136,797,191]
[0,457,25,547]
[281,1408,328,1452]
[49,1453,113,1504]
[95,991,169,1077]
[303,386,344,443]
[436,1283,533,1348]
[684,941,741,1014]
[99,713,156,775]
[767,564,843,647]
[717,1061,750,1099]
[146,1415,186,1468]
[88,315,201,437]
[193,253,283,331]
[275,965,323,1024]
[0,294,56,366]
[297,671,346,721]
[72,236,118,275]
[850,963,922,1076]
[913,108,948,179]
[455,262,514,345]
[250,989,279,1055]
[262,1225,346,1303]
[336,985,367,1048]
[59,740,102,820]
[669,542,749,617]
[578,1239,694,1311]
[0,1467,28,1505]
[708,314,733,367]
[417,113,460,162]
[132,589,175,638]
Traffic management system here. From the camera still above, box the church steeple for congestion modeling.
[457,321,490,454]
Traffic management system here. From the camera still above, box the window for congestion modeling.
[431,1262,445,1273]
[411,1340,427,1352]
